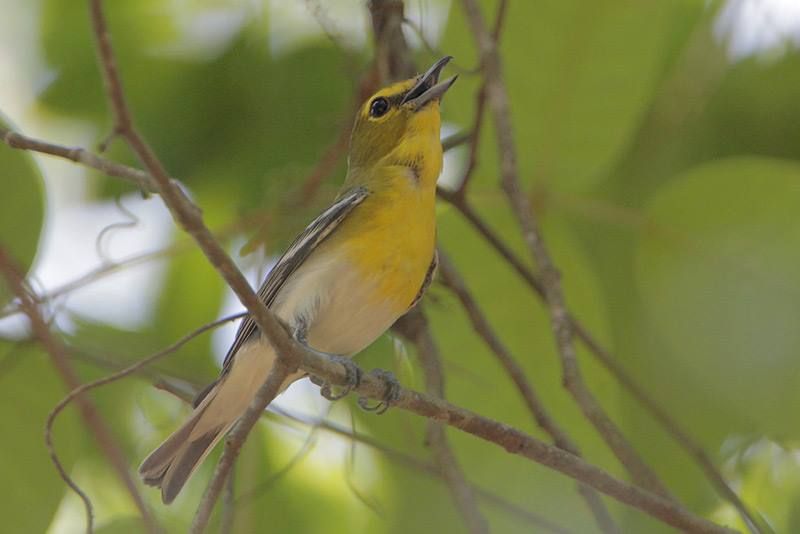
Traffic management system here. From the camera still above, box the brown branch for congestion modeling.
[369,0,416,82]
[0,126,156,192]
[395,309,490,534]
[68,310,734,532]
[62,353,570,533]
[47,312,246,474]
[450,0,506,198]
[459,0,673,500]
[272,407,571,533]
[219,467,236,534]
[442,130,472,152]
[571,321,767,534]
[165,350,738,533]
[452,83,487,197]
[190,362,292,533]
[0,247,159,534]
[436,189,760,530]
[87,3,306,532]
[297,344,735,533]
[437,251,618,534]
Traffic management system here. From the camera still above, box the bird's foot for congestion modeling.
[358,369,401,415]
[316,355,362,401]
[292,325,361,401]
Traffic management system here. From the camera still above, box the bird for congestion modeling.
[139,57,457,504]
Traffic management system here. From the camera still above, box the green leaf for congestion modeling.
[0,115,45,306]
[441,0,703,193]
[0,342,83,533]
[634,157,800,438]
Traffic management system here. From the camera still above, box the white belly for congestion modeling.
[270,249,402,356]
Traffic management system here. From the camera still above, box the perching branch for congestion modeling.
[81,324,736,533]
[437,251,619,534]
[297,339,735,533]
[0,247,160,534]
[460,0,673,501]
[394,309,490,534]
[69,350,572,533]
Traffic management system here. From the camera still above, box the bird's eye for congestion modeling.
[369,97,390,118]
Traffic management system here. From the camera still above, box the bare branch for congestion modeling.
[297,343,735,533]
[287,409,571,534]
[70,316,735,532]
[437,188,759,529]
[190,361,292,533]
[219,468,236,534]
[0,126,156,192]
[47,313,246,486]
[395,309,490,534]
[64,353,569,533]
[459,0,673,500]
[437,251,618,534]
[0,247,159,534]
[369,0,415,82]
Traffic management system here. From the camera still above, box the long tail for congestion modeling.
[139,341,280,504]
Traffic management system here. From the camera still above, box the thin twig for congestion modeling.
[296,343,735,534]
[437,251,618,534]
[74,327,735,532]
[369,0,416,82]
[0,247,159,534]
[219,468,236,534]
[459,0,673,500]
[0,126,156,192]
[395,309,490,534]
[442,130,472,152]
[47,312,246,486]
[438,187,760,530]
[157,380,572,534]
[234,423,319,504]
[190,362,292,533]
[282,409,569,533]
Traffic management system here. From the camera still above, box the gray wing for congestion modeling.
[221,186,369,374]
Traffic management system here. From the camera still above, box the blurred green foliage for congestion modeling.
[0,114,44,305]
[2,0,800,532]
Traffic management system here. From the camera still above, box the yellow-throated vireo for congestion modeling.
[139,57,457,504]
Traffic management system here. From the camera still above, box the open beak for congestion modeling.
[401,56,458,110]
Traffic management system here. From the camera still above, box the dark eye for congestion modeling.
[369,97,389,118]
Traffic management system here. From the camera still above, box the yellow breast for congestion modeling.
[325,168,437,312]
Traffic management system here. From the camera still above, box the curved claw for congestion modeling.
[294,327,359,401]
[320,355,361,401]
[358,369,400,415]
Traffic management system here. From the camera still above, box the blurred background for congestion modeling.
[2,0,800,532]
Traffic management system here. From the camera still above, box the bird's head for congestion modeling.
[347,56,457,189]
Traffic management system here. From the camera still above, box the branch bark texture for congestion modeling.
[459,0,673,501]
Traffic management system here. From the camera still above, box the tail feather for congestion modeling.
[159,425,229,504]
[139,341,281,503]
[139,390,231,504]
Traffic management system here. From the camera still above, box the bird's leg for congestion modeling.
[358,369,401,415]
[293,321,361,401]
